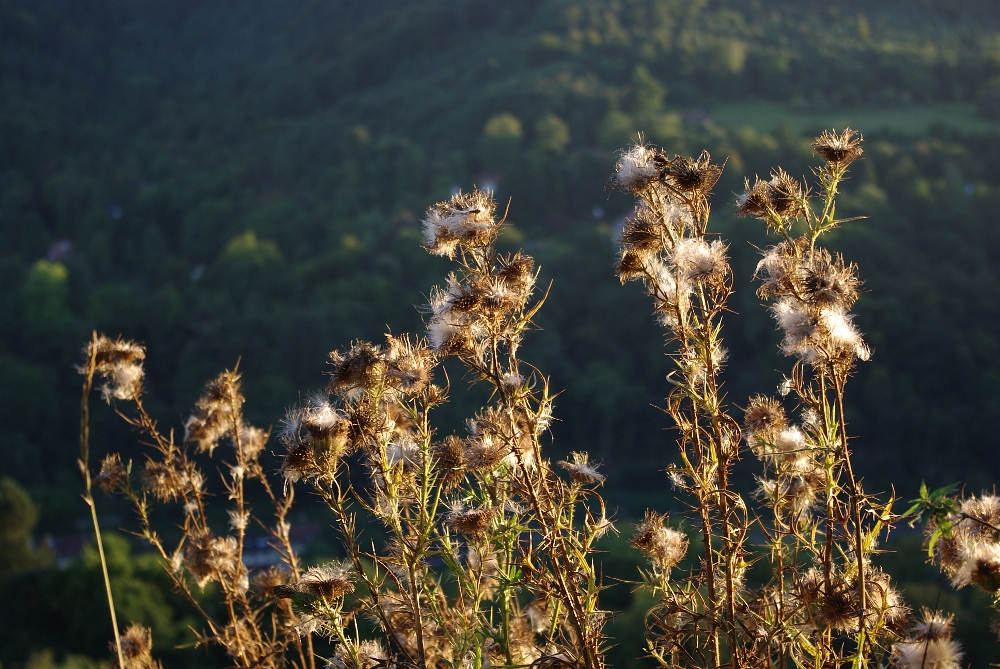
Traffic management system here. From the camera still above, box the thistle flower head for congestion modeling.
[558,451,606,485]
[662,150,722,194]
[113,623,157,669]
[326,640,388,669]
[744,395,787,445]
[613,143,664,192]
[631,511,688,572]
[298,561,355,601]
[446,502,495,537]
[801,249,860,308]
[82,335,146,403]
[422,189,497,258]
[95,453,128,494]
[434,435,467,492]
[670,238,728,284]
[767,168,808,219]
[813,128,864,167]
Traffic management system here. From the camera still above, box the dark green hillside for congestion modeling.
[1,0,1000,525]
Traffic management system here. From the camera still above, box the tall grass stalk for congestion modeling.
[78,330,125,669]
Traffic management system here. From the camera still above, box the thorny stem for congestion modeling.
[697,283,740,668]
[80,331,125,669]
[835,375,867,661]
[321,476,418,667]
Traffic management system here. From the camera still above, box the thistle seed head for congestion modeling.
[433,435,467,492]
[446,503,495,537]
[911,608,955,642]
[613,143,665,193]
[670,237,728,284]
[662,151,722,194]
[95,453,127,494]
[631,511,688,572]
[952,540,1000,592]
[113,623,157,669]
[326,640,388,669]
[620,210,664,252]
[558,451,606,485]
[744,395,787,445]
[328,341,385,395]
[184,533,239,588]
[891,637,963,669]
[82,335,146,403]
[142,458,188,502]
[767,168,808,219]
[616,247,652,283]
[813,128,864,167]
[736,177,772,218]
[800,249,860,308]
[183,370,244,455]
[959,495,1000,540]
[496,251,536,299]
[298,561,355,601]
[422,189,497,258]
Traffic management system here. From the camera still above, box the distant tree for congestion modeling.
[631,64,665,116]
[533,113,571,153]
[481,112,523,172]
[0,477,46,581]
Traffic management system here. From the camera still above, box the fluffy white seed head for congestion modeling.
[615,144,661,191]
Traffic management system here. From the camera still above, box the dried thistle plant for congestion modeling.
[276,187,611,669]
[612,130,909,668]
[907,483,1000,648]
[79,341,314,669]
[79,128,932,669]
[83,188,611,669]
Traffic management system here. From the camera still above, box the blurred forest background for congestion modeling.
[3,0,1000,666]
